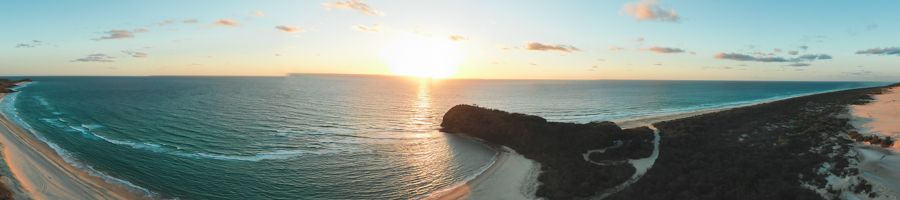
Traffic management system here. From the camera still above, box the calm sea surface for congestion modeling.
[0,75,885,199]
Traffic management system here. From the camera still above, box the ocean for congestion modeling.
[0,75,886,199]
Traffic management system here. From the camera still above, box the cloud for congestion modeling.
[134,28,150,33]
[855,47,900,56]
[14,40,42,48]
[352,24,381,32]
[773,48,782,53]
[275,25,303,33]
[714,53,785,62]
[714,52,833,63]
[73,54,115,62]
[786,63,810,67]
[214,19,238,27]
[448,35,467,41]
[799,45,808,50]
[122,50,147,58]
[796,54,832,61]
[95,30,134,40]
[322,0,384,16]
[787,50,799,55]
[645,46,685,54]
[623,0,679,22]
[609,46,625,51]
[183,19,199,24]
[524,42,580,53]
[254,11,266,17]
[866,24,878,31]
[157,19,176,26]
[846,70,873,76]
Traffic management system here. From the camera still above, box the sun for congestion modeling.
[381,34,463,78]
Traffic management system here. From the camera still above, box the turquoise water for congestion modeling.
[0,75,886,199]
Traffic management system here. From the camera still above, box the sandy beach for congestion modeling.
[430,146,540,200]
[852,86,900,140]
[850,86,900,199]
[0,93,143,200]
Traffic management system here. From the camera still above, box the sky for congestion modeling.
[1,0,899,81]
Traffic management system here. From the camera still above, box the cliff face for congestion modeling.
[440,104,654,199]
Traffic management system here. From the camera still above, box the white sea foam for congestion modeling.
[1,82,157,197]
[21,89,323,163]
[58,121,321,161]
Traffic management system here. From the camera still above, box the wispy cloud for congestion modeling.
[623,0,679,22]
[183,19,199,24]
[73,53,115,62]
[786,63,810,67]
[322,0,384,16]
[866,24,879,31]
[796,54,832,60]
[275,25,304,33]
[254,11,266,17]
[448,35,467,41]
[14,40,42,48]
[714,52,832,64]
[645,46,685,54]
[214,19,239,27]
[856,47,900,56]
[609,46,625,52]
[157,19,176,26]
[95,30,134,40]
[352,24,381,32]
[787,50,799,55]
[122,50,148,58]
[846,70,873,76]
[134,28,150,33]
[524,42,580,53]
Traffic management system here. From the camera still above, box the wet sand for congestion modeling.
[0,94,143,200]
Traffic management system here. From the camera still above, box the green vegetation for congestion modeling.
[608,85,893,200]
[441,104,654,199]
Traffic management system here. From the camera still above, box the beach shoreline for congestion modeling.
[0,93,144,200]
[428,145,540,200]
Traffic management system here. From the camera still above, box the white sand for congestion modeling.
[848,86,900,200]
[851,87,900,141]
[0,94,143,200]
[430,147,540,200]
[466,147,540,200]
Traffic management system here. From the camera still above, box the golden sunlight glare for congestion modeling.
[381,34,463,78]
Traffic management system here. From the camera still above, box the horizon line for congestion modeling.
[0,73,893,83]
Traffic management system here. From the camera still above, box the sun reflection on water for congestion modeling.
[391,78,461,196]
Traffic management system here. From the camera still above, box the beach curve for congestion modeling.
[0,93,145,200]
[428,146,540,200]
